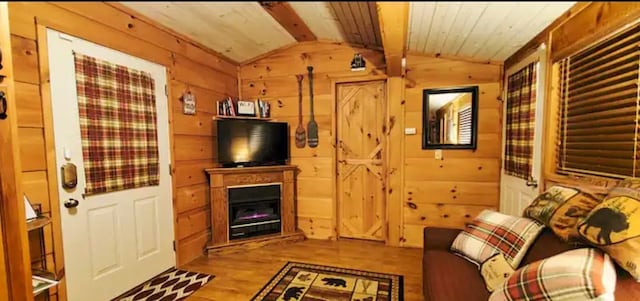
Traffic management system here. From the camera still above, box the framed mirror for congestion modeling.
[422,86,479,150]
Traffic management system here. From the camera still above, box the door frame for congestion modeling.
[499,46,547,214]
[35,23,176,300]
[0,3,34,300]
[331,75,388,242]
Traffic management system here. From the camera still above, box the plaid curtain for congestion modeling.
[504,62,537,180]
[74,53,159,195]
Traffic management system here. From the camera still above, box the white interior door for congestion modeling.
[47,29,174,301]
[500,48,546,216]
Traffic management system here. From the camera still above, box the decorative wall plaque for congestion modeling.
[182,91,196,115]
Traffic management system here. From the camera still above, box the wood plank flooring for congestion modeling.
[183,238,423,301]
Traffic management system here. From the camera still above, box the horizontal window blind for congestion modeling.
[458,106,472,144]
[557,23,640,178]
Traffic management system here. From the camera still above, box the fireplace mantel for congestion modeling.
[204,165,304,254]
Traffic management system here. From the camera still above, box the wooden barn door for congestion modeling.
[337,80,386,241]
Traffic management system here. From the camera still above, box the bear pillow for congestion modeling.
[577,178,640,281]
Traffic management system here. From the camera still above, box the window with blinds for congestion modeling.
[458,106,472,144]
[557,23,640,178]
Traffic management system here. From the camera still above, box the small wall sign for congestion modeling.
[351,53,366,71]
[182,91,196,115]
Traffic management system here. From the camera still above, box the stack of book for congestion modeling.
[217,96,237,116]
[216,97,271,118]
[256,99,270,118]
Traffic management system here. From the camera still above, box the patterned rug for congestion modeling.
[252,262,403,301]
[112,268,214,301]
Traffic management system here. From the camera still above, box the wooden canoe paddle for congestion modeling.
[294,74,306,148]
[307,66,319,148]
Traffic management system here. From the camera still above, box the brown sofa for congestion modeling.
[422,227,640,301]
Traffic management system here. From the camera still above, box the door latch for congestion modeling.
[526,176,538,188]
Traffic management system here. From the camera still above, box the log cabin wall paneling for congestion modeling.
[401,54,503,247]
[239,43,503,247]
[239,41,387,239]
[8,5,237,298]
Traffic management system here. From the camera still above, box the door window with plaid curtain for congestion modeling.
[74,52,160,195]
[504,62,537,180]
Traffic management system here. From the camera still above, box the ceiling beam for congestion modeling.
[376,2,409,77]
[259,2,317,42]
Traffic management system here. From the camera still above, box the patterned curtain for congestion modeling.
[504,62,537,180]
[74,53,159,195]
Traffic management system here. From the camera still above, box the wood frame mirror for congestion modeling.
[422,86,479,150]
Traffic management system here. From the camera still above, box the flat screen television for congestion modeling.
[216,119,289,167]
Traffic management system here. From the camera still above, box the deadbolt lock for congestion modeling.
[61,163,78,189]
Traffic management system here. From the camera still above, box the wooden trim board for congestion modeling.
[0,3,34,300]
[206,231,305,255]
[35,25,68,301]
[259,2,316,42]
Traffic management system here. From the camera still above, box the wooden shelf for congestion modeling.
[205,165,297,175]
[32,269,58,297]
[213,115,271,121]
[32,269,56,280]
[26,217,51,232]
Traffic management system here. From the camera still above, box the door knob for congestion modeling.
[526,177,538,188]
[64,198,79,208]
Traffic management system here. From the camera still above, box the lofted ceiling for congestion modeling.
[408,2,575,61]
[121,1,575,63]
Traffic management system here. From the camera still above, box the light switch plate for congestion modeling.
[435,149,443,160]
[404,128,417,135]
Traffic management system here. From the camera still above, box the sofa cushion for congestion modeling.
[450,209,544,268]
[523,185,602,241]
[578,178,640,281]
[489,248,617,301]
[423,250,490,301]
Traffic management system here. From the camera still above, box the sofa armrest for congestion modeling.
[423,227,461,251]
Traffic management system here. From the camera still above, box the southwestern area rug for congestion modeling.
[252,262,404,301]
[112,268,214,301]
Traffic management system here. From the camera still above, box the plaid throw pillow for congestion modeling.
[489,248,617,301]
[450,210,544,268]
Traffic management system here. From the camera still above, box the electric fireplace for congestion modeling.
[228,184,281,240]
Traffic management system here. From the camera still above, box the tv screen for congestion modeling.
[216,119,289,167]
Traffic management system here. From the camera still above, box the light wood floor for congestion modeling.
[183,239,423,301]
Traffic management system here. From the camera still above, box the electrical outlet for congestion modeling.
[404,128,417,135]
[435,149,443,160]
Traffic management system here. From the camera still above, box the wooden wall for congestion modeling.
[239,43,503,246]
[239,41,386,239]
[8,4,237,300]
[401,55,502,247]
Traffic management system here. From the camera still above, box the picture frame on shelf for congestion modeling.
[237,100,256,116]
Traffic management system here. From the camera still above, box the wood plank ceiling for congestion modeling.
[408,2,576,61]
[121,1,576,63]
[120,2,296,62]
